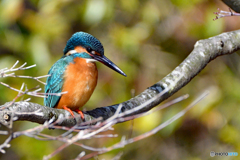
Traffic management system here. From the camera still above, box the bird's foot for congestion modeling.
[63,105,75,117]
[75,109,85,120]
[62,106,85,120]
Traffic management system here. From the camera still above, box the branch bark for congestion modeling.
[222,0,240,13]
[1,29,240,127]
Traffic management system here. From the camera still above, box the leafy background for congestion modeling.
[0,0,240,159]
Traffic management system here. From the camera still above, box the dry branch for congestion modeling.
[222,0,240,13]
[1,29,240,127]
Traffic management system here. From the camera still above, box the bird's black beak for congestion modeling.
[92,54,127,77]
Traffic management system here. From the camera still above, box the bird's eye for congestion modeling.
[86,47,92,53]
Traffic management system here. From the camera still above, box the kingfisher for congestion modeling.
[44,32,126,119]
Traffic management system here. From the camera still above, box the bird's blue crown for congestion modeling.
[63,32,104,55]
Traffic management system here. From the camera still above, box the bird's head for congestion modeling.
[63,32,126,77]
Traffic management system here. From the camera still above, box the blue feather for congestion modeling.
[63,32,104,55]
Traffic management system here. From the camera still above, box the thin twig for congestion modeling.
[213,8,240,20]
[79,91,209,160]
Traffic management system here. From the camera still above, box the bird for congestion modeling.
[44,31,126,119]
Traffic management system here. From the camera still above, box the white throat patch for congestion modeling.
[86,59,97,63]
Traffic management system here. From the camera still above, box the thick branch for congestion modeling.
[222,0,240,13]
[1,30,240,127]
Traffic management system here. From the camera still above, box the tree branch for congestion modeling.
[222,0,240,13]
[1,29,240,127]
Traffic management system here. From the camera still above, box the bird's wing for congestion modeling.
[44,58,68,108]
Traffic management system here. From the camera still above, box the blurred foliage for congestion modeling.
[1,0,240,159]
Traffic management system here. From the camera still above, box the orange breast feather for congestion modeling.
[56,57,98,110]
